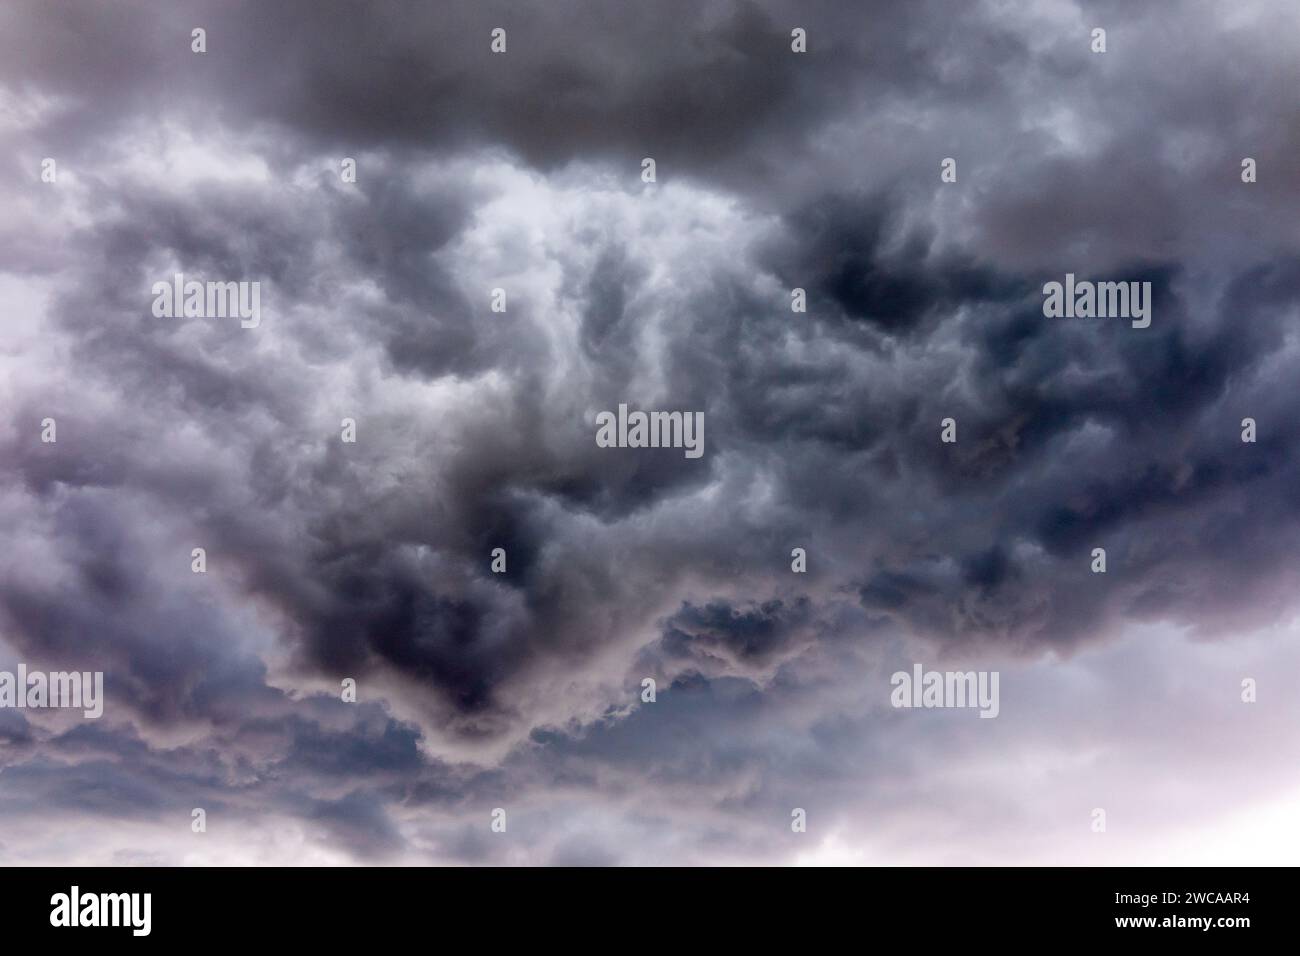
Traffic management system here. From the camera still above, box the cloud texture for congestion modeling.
[1,0,1299,864]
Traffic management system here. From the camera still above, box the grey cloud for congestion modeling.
[0,0,1297,864]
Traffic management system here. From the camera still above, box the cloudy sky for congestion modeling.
[1,0,1298,866]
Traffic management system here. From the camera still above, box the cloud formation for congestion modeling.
[1,0,1298,864]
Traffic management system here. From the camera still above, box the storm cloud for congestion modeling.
[1,0,1298,864]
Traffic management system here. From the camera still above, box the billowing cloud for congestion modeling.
[1,0,1297,864]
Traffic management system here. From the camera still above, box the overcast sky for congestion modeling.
[1,0,1299,865]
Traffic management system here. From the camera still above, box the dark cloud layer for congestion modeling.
[1,0,1298,863]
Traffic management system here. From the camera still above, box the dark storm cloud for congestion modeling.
[647,597,818,677]
[1,0,1299,863]
[0,2,898,172]
[761,194,1025,335]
